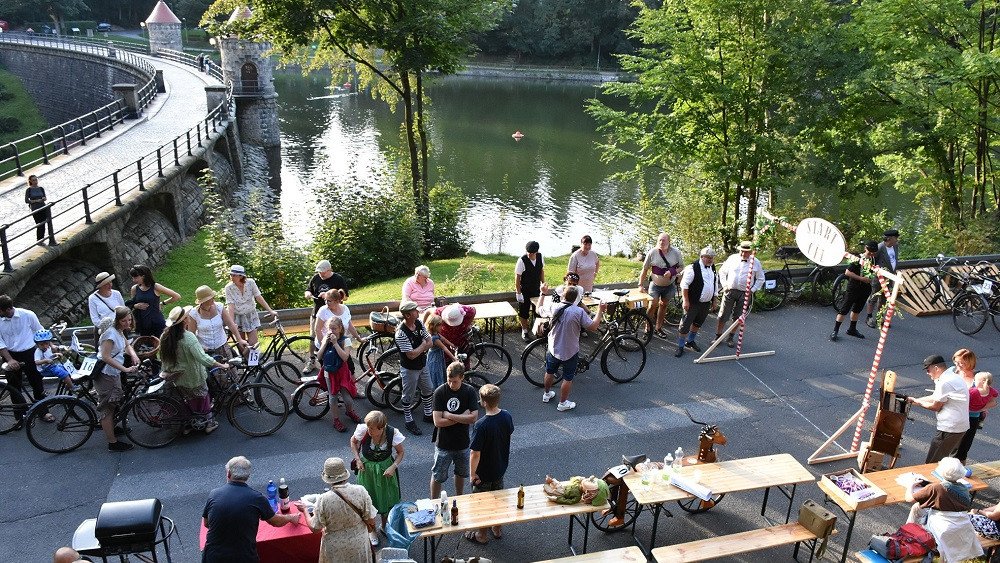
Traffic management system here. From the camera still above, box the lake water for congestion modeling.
[273,72,914,256]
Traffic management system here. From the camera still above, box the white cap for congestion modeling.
[315,260,332,273]
[442,304,465,327]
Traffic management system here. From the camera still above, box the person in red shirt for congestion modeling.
[434,303,476,352]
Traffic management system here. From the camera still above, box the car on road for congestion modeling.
[97,22,112,32]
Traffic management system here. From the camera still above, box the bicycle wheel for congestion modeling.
[909,270,942,305]
[463,372,491,389]
[521,338,557,387]
[754,271,789,311]
[810,267,838,307]
[952,292,989,335]
[382,376,405,414]
[374,348,401,378]
[277,335,313,368]
[291,380,330,421]
[25,397,96,453]
[123,394,185,449]
[0,381,26,434]
[590,484,641,532]
[357,335,397,372]
[365,371,396,408]
[467,342,512,386]
[831,274,848,312]
[676,493,726,513]
[663,289,683,327]
[991,295,1000,332]
[228,382,289,437]
[258,360,301,390]
[601,335,647,383]
[622,308,653,345]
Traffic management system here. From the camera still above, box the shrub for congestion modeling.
[439,256,497,296]
[0,116,20,135]
[425,180,470,260]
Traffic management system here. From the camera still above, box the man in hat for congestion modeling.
[716,242,765,347]
[638,233,684,339]
[515,241,545,341]
[88,271,125,342]
[907,355,970,463]
[202,456,300,562]
[303,260,349,374]
[867,228,900,328]
[395,300,435,435]
[675,246,718,357]
[830,241,877,341]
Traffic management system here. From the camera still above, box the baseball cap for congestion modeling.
[923,355,946,369]
[315,260,332,273]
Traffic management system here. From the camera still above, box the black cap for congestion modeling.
[864,241,879,252]
[923,355,946,369]
[526,241,539,253]
[883,229,899,238]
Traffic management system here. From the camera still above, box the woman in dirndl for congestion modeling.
[350,409,405,548]
[224,264,277,348]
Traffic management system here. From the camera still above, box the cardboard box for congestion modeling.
[819,468,887,510]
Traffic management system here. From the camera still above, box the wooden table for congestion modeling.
[199,504,319,563]
[818,462,989,563]
[412,484,609,563]
[622,453,815,559]
[532,289,652,310]
[468,300,519,346]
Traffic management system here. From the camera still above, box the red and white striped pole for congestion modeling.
[734,249,756,358]
[849,269,896,452]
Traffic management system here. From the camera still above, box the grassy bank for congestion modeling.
[0,68,49,179]
[153,231,643,306]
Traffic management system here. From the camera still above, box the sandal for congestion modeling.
[490,526,503,539]
[332,418,347,433]
[346,409,363,424]
[464,531,488,545]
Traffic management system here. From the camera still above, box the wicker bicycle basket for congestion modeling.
[133,335,160,360]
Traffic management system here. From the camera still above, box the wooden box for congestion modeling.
[819,468,887,510]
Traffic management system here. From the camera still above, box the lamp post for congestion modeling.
[139,21,147,45]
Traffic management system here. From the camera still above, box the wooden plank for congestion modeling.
[535,546,645,563]
[651,523,817,562]
[624,453,814,506]
[416,484,608,538]
[693,350,775,364]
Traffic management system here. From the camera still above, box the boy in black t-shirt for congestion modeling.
[431,362,479,499]
[467,383,514,544]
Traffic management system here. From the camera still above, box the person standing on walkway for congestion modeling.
[515,241,545,341]
[126,265,181,337]
[867,228,900,328]
[948,348,992,463]
[466,383,514,545]
[907,355,970,463]
[395,301,434,435]
[24,175,52,245]
[431,362,478,499]
[303,260,349,374]
[350,410,405,547]
[675,246,717,357]
[568,235,600,293]
[88,272,125,342]
[225,264,277,348]
[638,233,683,339]
[0,295,48,427]
[715,241,765,347]
[830,241,877,341]
[537,285,605,412]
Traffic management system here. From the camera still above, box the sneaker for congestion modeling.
[845,329,865,339]
[654,328,670,339]
[333,418,347,432]
[521,330,531,342]
[865,317,876,329]
[829,332,838,342]
[541,390,556,403]
[423,414,434,424]
[726,337,735,348]
[556,400,576,412]
[205,419,220,434]
[346,410,363,424]
[684,341,702,353]
[369,531,380,547]
[108,441,134,452]
[405,421,423,435]
[301,359,317,375]
[674,346,684,358]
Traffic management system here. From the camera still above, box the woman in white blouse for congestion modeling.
[315,289,363,350]
[568,235,600,292]
[224,264,276,347]
[193,285,247,365]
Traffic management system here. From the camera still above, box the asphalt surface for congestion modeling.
[2,302,998,562]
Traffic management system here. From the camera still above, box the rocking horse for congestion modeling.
[685,409,728,464]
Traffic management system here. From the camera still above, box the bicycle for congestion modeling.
[968,262,1000,332]
[520,316,647,387]
[757,246,838,311]
[374,325,512,386]
[590,289,653,345]
[240,319,314,390]
[907,254,991,335]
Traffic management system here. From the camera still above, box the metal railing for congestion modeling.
[0,99,233,272]
[230,79,264,96]
[0,33,160,181]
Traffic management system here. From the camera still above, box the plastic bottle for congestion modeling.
[278,478,290,513]
[266,480,278,511]
[663,454,674,480]
[672,447,684,471]
[451,499,459,526]
[441,492,450,525]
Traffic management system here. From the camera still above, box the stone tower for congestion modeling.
[145,1,183,55]
[215,6,281,150]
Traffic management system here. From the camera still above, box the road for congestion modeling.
[1,302,997,562]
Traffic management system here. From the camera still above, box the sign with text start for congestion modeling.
[795,218,846,267]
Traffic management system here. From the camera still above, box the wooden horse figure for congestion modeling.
[685,409,727,464]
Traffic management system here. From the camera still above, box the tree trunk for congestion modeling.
[399,71,427,247]
[415,71,430,218]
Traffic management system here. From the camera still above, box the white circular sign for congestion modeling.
[795,218,847,267]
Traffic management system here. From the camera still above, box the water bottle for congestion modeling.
[278,478,290,513]
[663,454,674,479]
[266,480,278,511]
[440,492,449,525]
[673,447,684,471]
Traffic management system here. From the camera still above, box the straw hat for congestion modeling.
[166,306,192,327]
[322,457,350,485]
[95,272,115,288]
[738,241,753,251]
[229,264,246,276]
[195,285,217,305]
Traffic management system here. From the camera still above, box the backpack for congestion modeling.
[869,522,936,561]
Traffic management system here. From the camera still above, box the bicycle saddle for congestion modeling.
[622,454,647,468]
[612,290,629,297]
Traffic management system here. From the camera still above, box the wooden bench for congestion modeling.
[534,545,645,562]
[651,522,830,562]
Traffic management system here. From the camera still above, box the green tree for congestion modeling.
[203,0,510,253]
[7,0,90,32]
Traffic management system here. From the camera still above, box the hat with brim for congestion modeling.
[95,272,115,288]
[166,306,192,327]
[195,285,216,305]
[315,260,332,273]
[322,457,350,485]
[229,264,246,276]
[738,241,753,251]
[443,303,465,327]
[700,246,716,257]
[399,300,418,313]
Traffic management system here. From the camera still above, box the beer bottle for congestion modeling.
[451,499,459,526]
[517,485,525,509]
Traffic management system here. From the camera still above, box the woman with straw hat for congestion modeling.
[224,264,277,348]
[193,285,247,370]
[304,457,377,563]
[159,306,231,434]
[88,272,125,342]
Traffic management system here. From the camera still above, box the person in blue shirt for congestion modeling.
[466,383,514,545]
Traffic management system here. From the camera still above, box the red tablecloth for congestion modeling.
[199,503,321,563]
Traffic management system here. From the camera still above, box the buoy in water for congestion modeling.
[343,82,351,89]
[512,130,524,140]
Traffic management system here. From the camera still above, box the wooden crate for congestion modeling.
[818,468,887,510]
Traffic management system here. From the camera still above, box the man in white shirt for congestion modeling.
[675,247,718,357]
[0,294,47,425]
[715,241,765,348]
[907,355,970,463]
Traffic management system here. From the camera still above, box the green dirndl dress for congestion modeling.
[357,427,402,514]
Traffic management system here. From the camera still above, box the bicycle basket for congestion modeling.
[369,307,400,334]
[775,246,803,260]
[133,336,160,360]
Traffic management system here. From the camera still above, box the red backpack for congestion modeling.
[869,522,936,560]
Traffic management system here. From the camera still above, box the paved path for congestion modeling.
[0,51,215,261]
[2,303,998,561]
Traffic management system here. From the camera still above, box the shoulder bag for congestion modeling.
[331,487,375,533]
